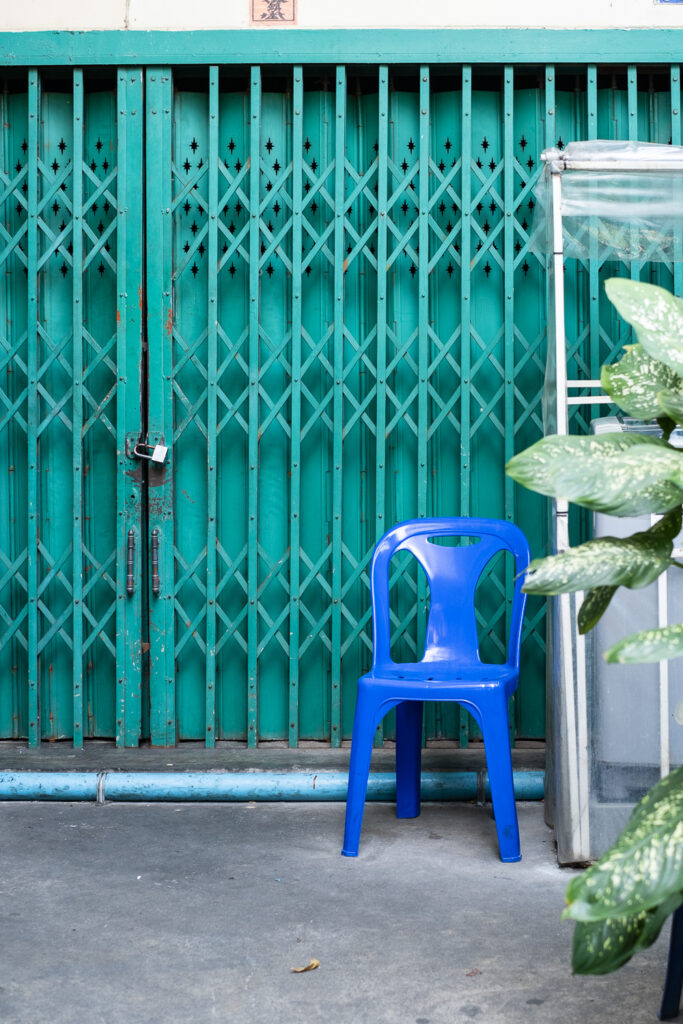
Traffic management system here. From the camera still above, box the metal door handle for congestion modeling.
[151,528,160,596]
[126,529,135,595]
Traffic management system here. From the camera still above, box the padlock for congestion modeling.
[150,444,168,465]
[132,442,168,465]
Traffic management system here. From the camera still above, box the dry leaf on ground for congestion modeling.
[291,958,320,974]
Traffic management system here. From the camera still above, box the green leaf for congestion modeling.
[578,586,617,634]
[605,279,683,376]
[506,432,683,517]
[567,768,683,973]
[658,387,683,427]
[521,511,680,596]
[605,622,683,663]
[571,894,683,976]
[600,344,682,422]
[565,765,683,922]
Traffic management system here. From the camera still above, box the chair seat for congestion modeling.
[360,662,518,693]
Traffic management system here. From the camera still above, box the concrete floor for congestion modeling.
[0,799,674,1024]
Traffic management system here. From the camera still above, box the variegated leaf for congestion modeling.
[601,344,681,422]
[571,894,683,976]
[605,279,683,376]
[658,387,683,427]
[578,586,617,634]
[521,511,680,595]
[506,433,683,517]
[565,765,683,922]
[605,621,683,663]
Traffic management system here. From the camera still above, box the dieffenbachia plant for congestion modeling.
[506,279,683,975]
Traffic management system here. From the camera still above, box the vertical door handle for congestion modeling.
[126,529,135,595]
[151,528,160,596]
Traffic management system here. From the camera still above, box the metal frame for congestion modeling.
[2,29,683,67]
[546,147,683,861]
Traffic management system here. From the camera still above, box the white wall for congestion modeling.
[4,0,683,30]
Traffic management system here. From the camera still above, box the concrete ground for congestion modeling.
[0,799,674,1024]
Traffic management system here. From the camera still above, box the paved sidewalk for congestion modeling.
[0,800,671,1023]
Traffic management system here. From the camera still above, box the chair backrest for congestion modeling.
[369,517,530,670]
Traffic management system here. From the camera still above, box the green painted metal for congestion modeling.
[503,68,515,743]
[4,60,683,749]
[331,67,345,749]
[4,30,683,67]
[374,69,389,744]
[147,63,554,745]
[145,67,176,748]
[416,68,429,719]
[587,68,600,392]
[628,68,641,289]
[206,67,219,748]
[72,70,84,747]
[138,61,683,747]
[116,70,145,747]
[0,68,144,746]
[248,68,261,747]
[27,71,39,747]
[289,67,304,749]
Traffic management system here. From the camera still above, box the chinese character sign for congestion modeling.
[251,0,296,21]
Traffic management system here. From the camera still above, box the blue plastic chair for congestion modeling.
[342,517,530,863]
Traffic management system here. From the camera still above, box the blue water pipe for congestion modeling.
[0,769,543,802]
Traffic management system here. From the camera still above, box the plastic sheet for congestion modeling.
[532,140,683,262]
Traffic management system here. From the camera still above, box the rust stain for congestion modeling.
[343,258,348,274]
[117,309,121,324]
[138,284,144,311]
[312,774,317,790]
[165,305,173,337]
[147,460,170,490]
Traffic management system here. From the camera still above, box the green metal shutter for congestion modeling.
[146,65,552,748]
[2,60,681,748]
[0,68,144,747]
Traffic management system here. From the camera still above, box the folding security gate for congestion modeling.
[2,51,679,747]
[0,70,144,748]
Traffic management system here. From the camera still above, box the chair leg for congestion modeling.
[342,688,383,857]
[479,693,521,863]
[396,700,423,819]
[659,904,683,1020]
